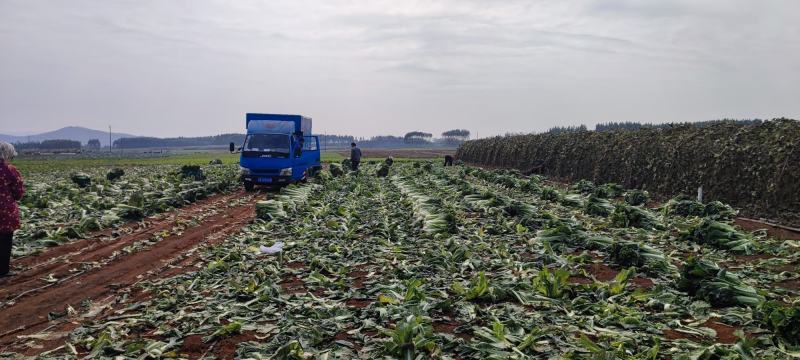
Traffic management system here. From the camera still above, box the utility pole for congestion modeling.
[108,125,112,153]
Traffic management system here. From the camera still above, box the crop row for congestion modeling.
[17,162,800,359]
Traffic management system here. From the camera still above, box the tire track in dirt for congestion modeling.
[0,191,249,303]
[0,191,259,348]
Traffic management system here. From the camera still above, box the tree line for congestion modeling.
[111,130,472,149]
[14,139,83,151]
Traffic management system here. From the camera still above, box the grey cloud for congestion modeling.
[0,0,797,138]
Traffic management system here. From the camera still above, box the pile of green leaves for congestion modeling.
[681,218,756,254]
[585,195,615,217]
[677,257,764,307]
[664,197,737,219]
[610,204,662,230]
[609,241,667,269]
[624,189,649,206]
[758,301,800,347]
[16,164,239,257]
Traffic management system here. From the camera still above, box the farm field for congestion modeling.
[13,149,441,175]
[1,161,799,359]
[324,148,456,162]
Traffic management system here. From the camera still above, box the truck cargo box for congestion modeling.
[246,113,312,135]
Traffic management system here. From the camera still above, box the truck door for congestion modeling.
[302,136,320,163]
[302,136,321,175]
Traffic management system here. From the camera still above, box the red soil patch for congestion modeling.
[702,319,739,344]
[586,263,618,282]
[568,276,593,285]
[280,276,306,294]
[663,329,703,343]
[286,261,306,270]
[733,254,774,262]
[772,263,799,273]
[349,271,367,289]
[734,218,800,241]
[631,277,654,289]
[662,318,740,344]
[213,332,258,359]
[157,254,205,278]
[0,191,252,304]
[723,253,776,269]
[0,191,257,351]
[180,331,257,359]
[312,288,326,297]
[334,331,351,341]
[8,191,246,274]
[777,279,800,290]
[433,321,472,340]
[345,298,372,308]
[180,335,207,358]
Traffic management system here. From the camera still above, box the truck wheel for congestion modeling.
[244,182,255,192]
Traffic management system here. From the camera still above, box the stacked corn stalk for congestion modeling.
[455,119,800,226]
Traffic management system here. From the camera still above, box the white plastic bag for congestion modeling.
[260,242,284,254]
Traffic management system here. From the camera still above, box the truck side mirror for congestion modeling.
[229,142,235,153]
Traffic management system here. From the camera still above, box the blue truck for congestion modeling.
[230,113,321,191]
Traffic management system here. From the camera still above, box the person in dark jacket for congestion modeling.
[350,142,362,171]
[0,142,24,277]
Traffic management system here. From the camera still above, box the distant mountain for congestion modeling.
[0,126,135,147]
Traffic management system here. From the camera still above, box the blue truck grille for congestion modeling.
[252,168,280,174]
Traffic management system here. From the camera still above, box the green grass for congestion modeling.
[14,151,434,175]
[14,152,241,174]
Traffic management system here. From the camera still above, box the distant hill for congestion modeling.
[0,126,135,147]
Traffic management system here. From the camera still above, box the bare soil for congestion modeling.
[179,331,258,360]
[433,320,472,340]
[734,218,800,240]
[567,276,593,285]
[349,270,368,289]
[0,190,258,353]
[631,277,655,289]
[279,275,306,294]
[345,298,372,308]
[586,263,618,282]
[662,318,741,344]
[777,279,800,290]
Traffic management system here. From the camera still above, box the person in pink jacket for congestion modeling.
[0,142,24,277]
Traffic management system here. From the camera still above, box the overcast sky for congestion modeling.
[1,0,798,138]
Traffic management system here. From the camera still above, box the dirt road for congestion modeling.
[0,190,258,354]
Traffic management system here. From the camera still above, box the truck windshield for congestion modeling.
[243,134,290,158]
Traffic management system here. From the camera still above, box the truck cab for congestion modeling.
[231,113,321,191]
